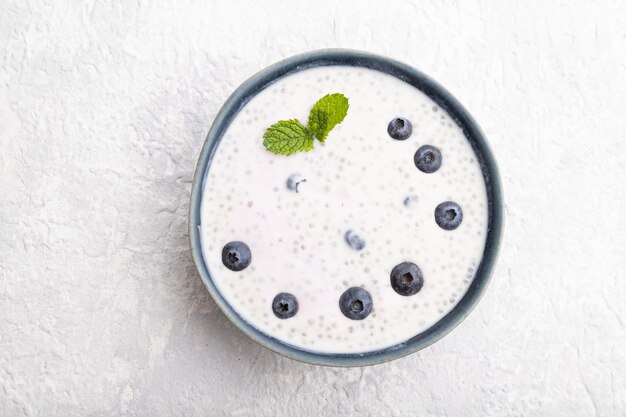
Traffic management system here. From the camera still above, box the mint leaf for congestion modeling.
[308,93,349,142]
[262,93,349,155]
[262,119,314,155]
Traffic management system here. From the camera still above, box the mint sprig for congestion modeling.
[263,93,349,155]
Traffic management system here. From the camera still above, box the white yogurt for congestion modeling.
[200,65,488,354]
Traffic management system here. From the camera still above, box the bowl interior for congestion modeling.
[189,49,503,367]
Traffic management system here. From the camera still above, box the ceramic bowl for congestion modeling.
[189,49,503,367]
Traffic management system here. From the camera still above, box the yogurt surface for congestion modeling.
[200,65,488,354]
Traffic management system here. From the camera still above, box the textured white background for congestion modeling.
[1,1,625,416]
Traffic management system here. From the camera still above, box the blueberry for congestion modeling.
[339,287,373,320]
[344,230,366,251]
[414,145,442,173]
[435,201,463,230]
[272,292,299,319]
[221,241,251,271]
[390,262,424,296]
[387,117,413,140]
[286,173,306,193]
[403,195,419,207]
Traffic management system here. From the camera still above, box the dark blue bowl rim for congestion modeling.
[188,49,503,367]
